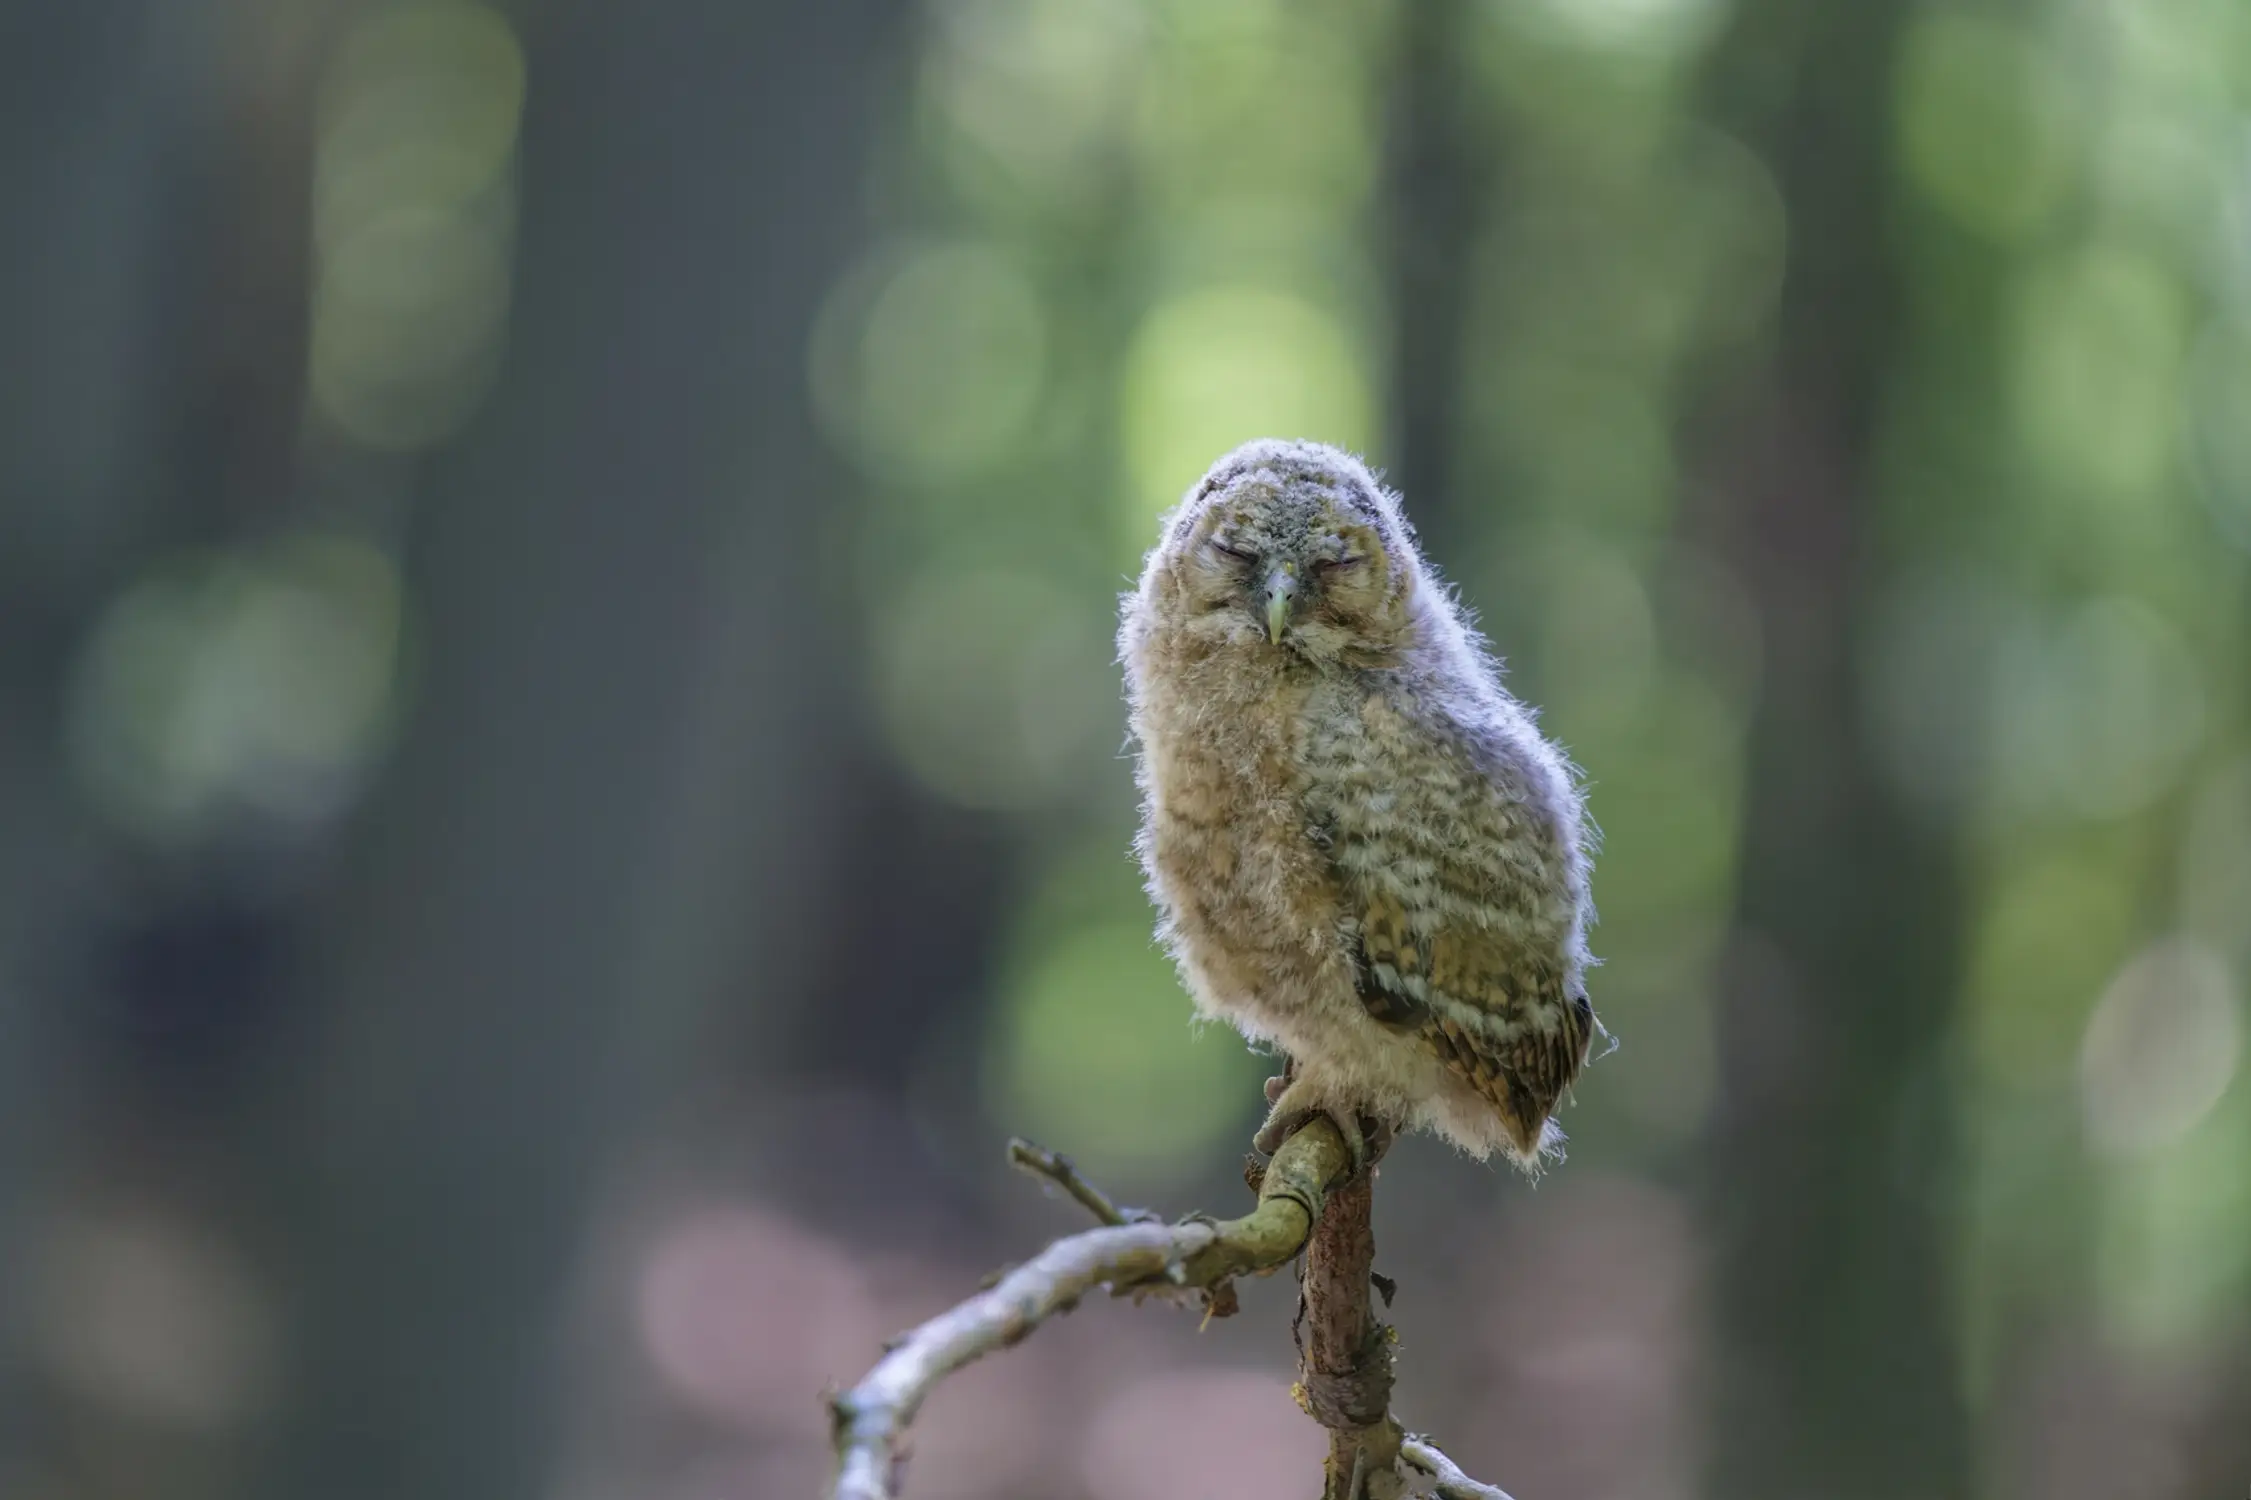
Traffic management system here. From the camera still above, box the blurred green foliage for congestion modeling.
[796,0,2251,1467]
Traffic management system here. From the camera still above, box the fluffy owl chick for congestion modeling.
[1121,438,1601,1172]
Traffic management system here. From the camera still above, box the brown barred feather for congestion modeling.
[1355,896,1592,1158]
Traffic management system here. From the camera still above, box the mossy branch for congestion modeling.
[823,1118,1509,1500]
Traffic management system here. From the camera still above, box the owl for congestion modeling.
[1120,439,1602,1172]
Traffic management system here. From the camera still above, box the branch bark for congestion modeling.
[824,1121,1511,1500]
[1298,1167,1404,1496]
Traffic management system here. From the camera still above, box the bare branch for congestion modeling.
[827,1120,1351,1500]
[823,1119,1520,1500]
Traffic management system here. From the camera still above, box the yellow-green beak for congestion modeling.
[1264,566,1297,644]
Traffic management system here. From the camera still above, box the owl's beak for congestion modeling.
[1264,565,1297,644]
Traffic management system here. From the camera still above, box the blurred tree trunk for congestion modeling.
[1695,2,1969,1497]
[249,5,895,1498]
[0,0,224,1469]
[1383,0,1477,547]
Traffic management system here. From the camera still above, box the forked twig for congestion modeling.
[1005,1137,1159,1227]
[823,1123,1510,1500]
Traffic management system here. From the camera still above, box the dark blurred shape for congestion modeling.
[1698,1,1968,1495]
[0,2,258,1484]
[1383,0,1478,551]
[244,5,894,1499]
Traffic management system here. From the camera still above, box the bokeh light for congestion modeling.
[67,533,405,844]
[1079,1370,1321,1500]
[869,562,1113,812]
[1895,12,2074,245]
[2079,938,2242,1158]
[987,917,1264,1184]
[811,240,1050,485]
[921,0,1147,210]
[634,1205,881,1432]
[1119,286,1379,542]
[1496,0,1727,69]
[1987,596,2207,822]
[2010,244,2193,502]
[31,1209,274,1433]
[309,0,524,449]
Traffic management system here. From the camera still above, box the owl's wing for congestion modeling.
[1355,884,1594,1157]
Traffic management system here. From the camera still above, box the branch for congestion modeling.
[827,1120,1349,1500]
[1298,1164,1403,1497]
[823,1121,1515,1500]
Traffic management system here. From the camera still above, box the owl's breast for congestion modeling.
[1134,660,1351,1008]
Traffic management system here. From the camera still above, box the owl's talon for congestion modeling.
[1254,1080,1380,1181]
[1363,1116,1395,1166]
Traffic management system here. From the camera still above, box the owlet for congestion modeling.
[1120,439,1602,1171]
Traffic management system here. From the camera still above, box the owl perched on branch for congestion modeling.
[1121,439,1603,1173]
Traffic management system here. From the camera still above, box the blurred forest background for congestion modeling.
[3,0,2249,1498]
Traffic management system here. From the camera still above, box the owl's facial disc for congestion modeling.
[1185,486,1407,660]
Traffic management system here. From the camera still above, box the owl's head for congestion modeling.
[1150,439,1422,666]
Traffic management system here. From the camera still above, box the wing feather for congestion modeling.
[1355,887,1591,1156]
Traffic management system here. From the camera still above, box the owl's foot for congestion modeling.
[1253,1077,1391,1181]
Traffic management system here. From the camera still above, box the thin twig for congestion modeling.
[1005,1137,1157,1226]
